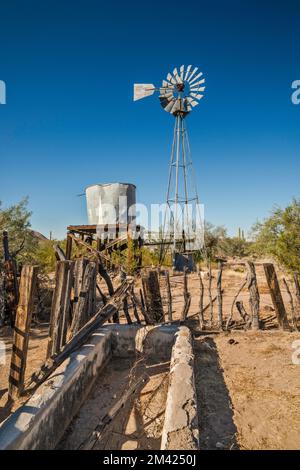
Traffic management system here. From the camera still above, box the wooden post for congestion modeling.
[293,273,300,314]
[246,261,260,330]
[98,261,118,323]
[236,301,250,323]
[217,261,223,329]
[131,297,141,323]
[87,261,97,319]
[197,266,204,330]
[165,270,173,322]
[226,277,247,330]
[208,260,213,326]
[180,267,191,322]
[263,263,290,329]
[47,261,74,357]
[123,296,132,324]
[65,232,73,260]
[141,270,164,323]
[130,288,151,324]
[8,265,38,399]
[70,262,96,336]
[73,258,89,308]
[54,244,67,261]
[283,278,298,331]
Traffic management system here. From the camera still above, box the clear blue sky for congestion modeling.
[0,0,299,239]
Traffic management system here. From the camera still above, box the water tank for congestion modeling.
[85,182,136,226]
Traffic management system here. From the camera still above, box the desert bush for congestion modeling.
[0,197,37,265]
[251,198,300,274]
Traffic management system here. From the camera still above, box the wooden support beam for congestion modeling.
[263,263,290,330]
[8,265,38,399]
[246,261,260,330]
[47,261,74,358]
[141,270,164,323]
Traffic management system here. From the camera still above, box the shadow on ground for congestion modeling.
[194,336,239,450]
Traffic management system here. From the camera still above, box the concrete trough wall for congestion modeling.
[0,325,198,450]
[161,327,199,450]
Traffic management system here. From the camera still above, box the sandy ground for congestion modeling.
[194,331,300,450]
[58,357,169,450]
[1,263,300,449]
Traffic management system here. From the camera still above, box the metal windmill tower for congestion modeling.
[134,65,205,266]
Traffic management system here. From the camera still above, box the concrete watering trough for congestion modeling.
[0,325,198,450]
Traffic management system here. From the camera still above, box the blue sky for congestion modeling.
[0,0,299,239]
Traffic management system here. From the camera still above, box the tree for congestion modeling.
[220,236,250,258]
[0,198,37,265]
[251,198,300,274]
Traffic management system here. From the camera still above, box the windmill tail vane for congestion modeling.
[133,65,206,267]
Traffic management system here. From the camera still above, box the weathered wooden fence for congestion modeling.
[5,256,299,401]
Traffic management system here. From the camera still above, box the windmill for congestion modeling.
[134,65,206,267]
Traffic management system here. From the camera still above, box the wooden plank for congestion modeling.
[263,263,290,329]
[8,265,38,399]
[246,261,260,330]
[47,261,74,357]
[60,262,74,349]
[70,261,96,336]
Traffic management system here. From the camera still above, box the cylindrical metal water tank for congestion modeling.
[85,182,136,225]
